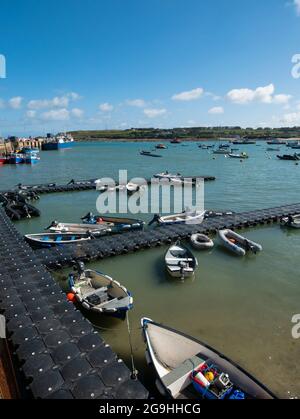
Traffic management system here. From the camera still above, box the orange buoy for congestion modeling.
[67,292,76,302]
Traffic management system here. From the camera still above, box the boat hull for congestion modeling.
[141,318,276,400]
[218,229,262,256]
[71,269,133,318]
[41,141,73,150]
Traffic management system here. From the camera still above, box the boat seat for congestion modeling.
[42,236,50,241]
[55,236,62,242]
[161,354,205,398]
[166,258,193,266]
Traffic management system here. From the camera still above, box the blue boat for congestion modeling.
[81,212,145,233]
[24,151,40,164]
[8,153,24,164]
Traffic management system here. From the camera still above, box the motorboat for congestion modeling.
[165,242,198,279]
[149,210,205,226]
[218,229,262,256]
[141,318,276,399]
[67,262,133,319]
[81,212,145,232]
[46,220,113,235]
[228,152,248,159]
[277,154,300,161]
[280,214,300,229]
[25,232,92,247]
[156,144,168,149]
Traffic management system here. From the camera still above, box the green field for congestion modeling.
[69,126,300,142]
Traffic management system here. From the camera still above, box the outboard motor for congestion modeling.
[148,214,160,226]
[75,261,85,275]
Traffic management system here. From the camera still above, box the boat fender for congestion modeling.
[66,292,76,302]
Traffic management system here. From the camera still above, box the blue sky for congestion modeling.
[1,0,300,135]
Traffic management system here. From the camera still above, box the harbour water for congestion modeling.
[1,141,300,398]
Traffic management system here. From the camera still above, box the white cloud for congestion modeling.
[172,87,204,101]
[273,94,292,104]
[9,96,23,109]
[208,106,224,114]
[143,108,167,118]
[227,84,291,105]
[294,0,300,15]
[71,108,84,118]
[281,111,300,125]
[0,99,5,109]
[126,99,146,108]
[99,102,114,112]
[27,92,80,110]
[41,108,70,121]
[26,110,36,118]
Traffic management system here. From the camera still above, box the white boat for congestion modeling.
[47,221,113,235]
[218,229,263,256]
[228,152,248,159]
[141,318,276,399]
[154,172,181,180]
[165,242,198,279]
[150,210,205,226]
[68,263,133,318]
[190,234,214,250]
[280,214,300,229]
[25,232,92,247]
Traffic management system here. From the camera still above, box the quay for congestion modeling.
[33,202,300,269]
[1,175,216,195]
[0,207,148,399]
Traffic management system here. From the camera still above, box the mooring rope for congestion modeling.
[126,311,138,380]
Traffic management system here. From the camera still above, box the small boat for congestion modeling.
[277,154,300,161]
[81,212,145,232]
[165,242,198,279]
[24,151,40,164]
[280,214,300,229]
[153,172,181,180]
[213,148,231,155]
[170,139,181,144]
[266,147,280,151]
[149,210,205,226]
[46,221,113,235]
[140,151,162,158]
[156,143,168,149]
[25,232,92,247]
[68,262,133,319]
[218,229,262,256]
[0,156,7,165]
[199,144,209,149]
[141,318,276,399]
[228,152,248,159]
[190,234,214,250]
[8,153,24,164]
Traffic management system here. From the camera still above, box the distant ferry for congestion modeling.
[42,134,74,151]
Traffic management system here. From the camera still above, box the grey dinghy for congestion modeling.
[68,263,133,318]
[280,214,300,229]
[190,234,214,250]
[141,318,276,400]
[218,229,262,256]
[165,242,198,279]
